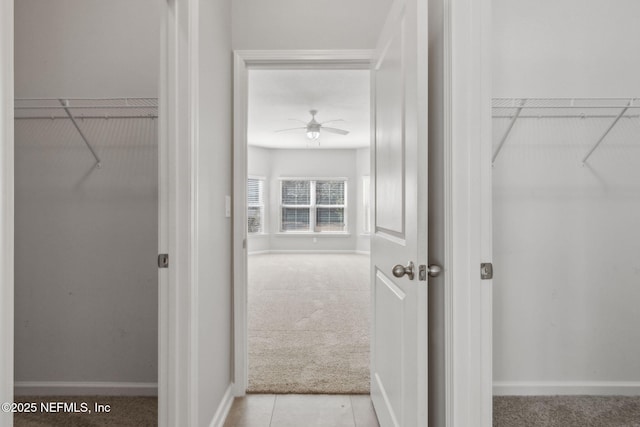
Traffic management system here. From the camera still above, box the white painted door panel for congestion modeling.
[370,0,428,426]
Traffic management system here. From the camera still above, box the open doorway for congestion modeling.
[245,68,372,394]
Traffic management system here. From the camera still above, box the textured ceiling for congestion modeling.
[247,69,370,149]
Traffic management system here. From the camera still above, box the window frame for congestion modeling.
[278,177,349,234]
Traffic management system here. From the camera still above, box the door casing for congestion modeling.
[232,50,374,396]
[232,0,493,417]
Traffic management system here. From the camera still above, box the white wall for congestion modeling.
[196,0,234,423]
[493,0,640,394]
[14,119,159,388]
[14,0,160,392]
[493,0,640,97]
[247,147,369,253]
[15,0,159,98]
[232,0,393,50]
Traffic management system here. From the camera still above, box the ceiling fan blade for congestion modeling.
[274,127,306,133]
[320,119,345,125]
[322,126,350,135]
[287,118,308,124]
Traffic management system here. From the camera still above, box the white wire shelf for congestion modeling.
[491,98,640,164]
[14,98,158,119]
[14,98,159,169]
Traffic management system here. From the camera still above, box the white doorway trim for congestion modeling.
[160,0,200,425]
[232,50,373,396]
[444,0,493,425]
[232,2,492,420]
[0,0,15,425]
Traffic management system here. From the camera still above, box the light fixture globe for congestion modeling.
[306,130,320,140]
[305,120,321,140]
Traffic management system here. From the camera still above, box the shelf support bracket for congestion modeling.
[492,98,526,164]
[581,99,633,164]
[58,99,102,168]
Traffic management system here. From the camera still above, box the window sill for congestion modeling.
[275,232,352,237]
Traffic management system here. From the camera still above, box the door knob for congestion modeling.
[392,261,415,280]
[421,264,442,279]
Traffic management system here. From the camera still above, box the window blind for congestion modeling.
[280,179,347,232]
[247,178,264,233]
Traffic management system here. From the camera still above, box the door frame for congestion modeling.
[232,49,374,396]
[0,0,199,425]
[232,0,492,418]
[444,0,493,424]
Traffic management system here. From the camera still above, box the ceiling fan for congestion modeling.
[275,110,349,140]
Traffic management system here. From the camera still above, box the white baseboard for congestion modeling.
[493,381,640,396]
[14,381,158,396]
[248,250,368,256]
[208,383,234,427]
[265,250,358,254]
[247,250,271,255]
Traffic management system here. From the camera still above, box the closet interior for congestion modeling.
[492,97,640,393]
[14,98,159,397]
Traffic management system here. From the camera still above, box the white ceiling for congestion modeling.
[247,69,370,149]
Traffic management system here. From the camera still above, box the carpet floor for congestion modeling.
[494,396,640,427]
[247,253,370,394]
[13,396,156,427]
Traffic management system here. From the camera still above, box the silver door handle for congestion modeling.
[392,261,415,280]
[420,264,442,279]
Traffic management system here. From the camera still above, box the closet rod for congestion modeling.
[492,99,526,164]
[495,105,640,110]
[59,99,102,169]
[582,99,633,164]
[15,115,158,120]
[15,105,156,110]
[492,114,639,119]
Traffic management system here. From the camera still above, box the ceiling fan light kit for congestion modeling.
[306,130,320,140]
[275,109,349,143]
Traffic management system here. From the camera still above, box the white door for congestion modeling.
[370,0,431,426]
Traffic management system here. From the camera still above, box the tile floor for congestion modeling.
[223,394,380,427]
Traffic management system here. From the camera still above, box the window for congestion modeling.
[280,179,347,233]
[247,177,265,234]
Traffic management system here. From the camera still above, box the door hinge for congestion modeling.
[158,254,169,268]
[480,262,493,280]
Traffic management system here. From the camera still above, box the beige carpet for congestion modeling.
[494,396,640,427]
[13,396,156,427]
[247,253,370,394]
